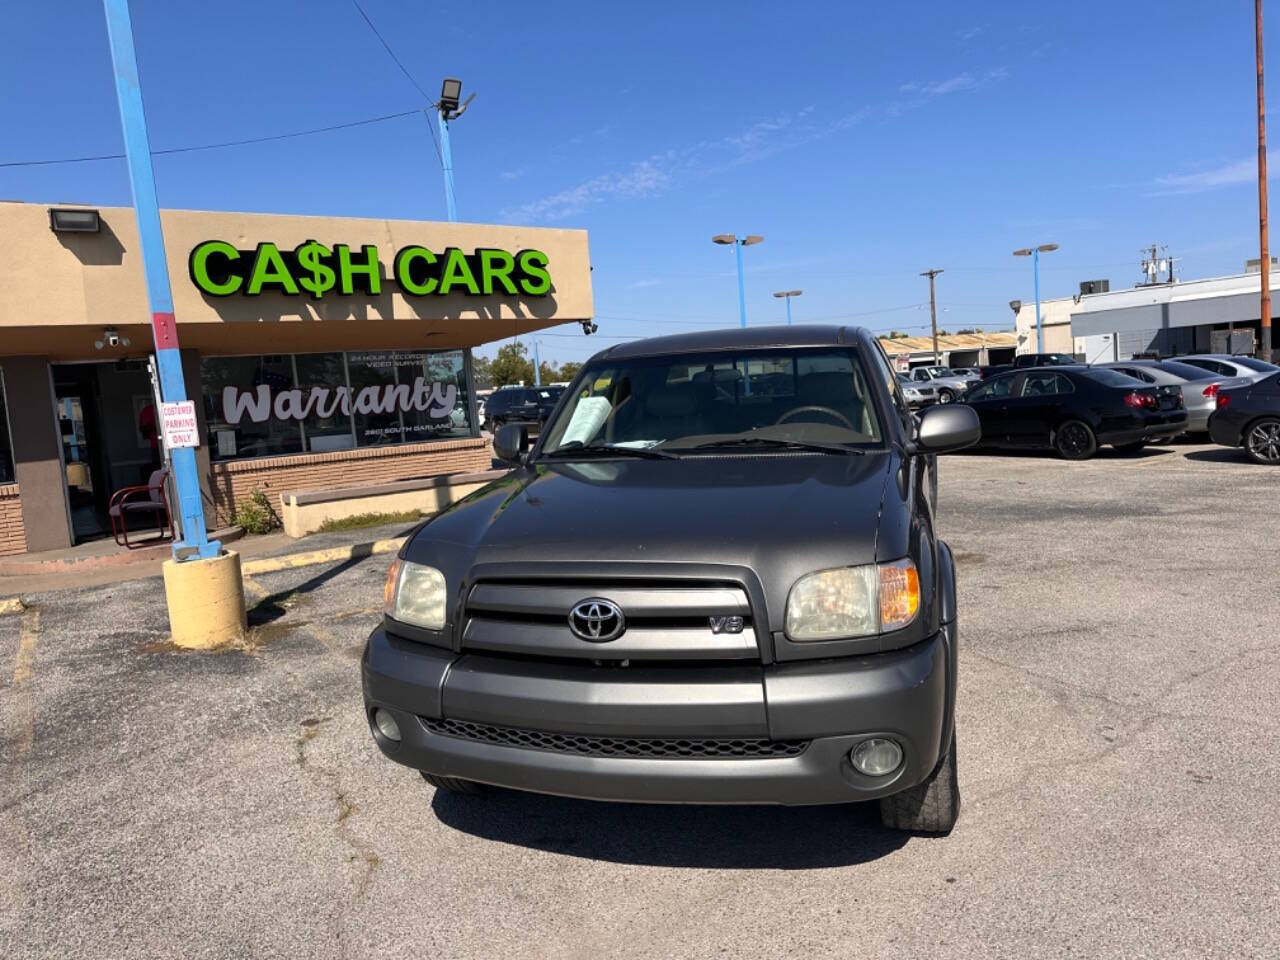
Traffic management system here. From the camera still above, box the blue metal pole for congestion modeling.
[438,112,458,221]
[785,295,793,326]
[1033,246,1044,354]
[532,339,541,387]
[102,0,218,560]
[735,238,747,328]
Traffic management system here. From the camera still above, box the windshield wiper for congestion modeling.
[684,437,866,456]
[540,442,679,460]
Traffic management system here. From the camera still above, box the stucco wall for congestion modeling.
[209,437,491,526]
[0,202,593,361]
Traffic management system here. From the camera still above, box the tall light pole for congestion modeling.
[773,289,803,325]
[713,234,764,327]
[1013,244,1059,353]
[1257,0,1273,362]
[437,77,475,222]
[920,269,943,363]
[532,338,543,386]
[102,0,217,562]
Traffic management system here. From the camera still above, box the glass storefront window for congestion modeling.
[200,349,472,461]
[293,353,355,453]
[202,355,303,461]
[0,371,14,483]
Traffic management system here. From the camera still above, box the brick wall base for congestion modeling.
[209,437,492,526]
[0,484,26,556]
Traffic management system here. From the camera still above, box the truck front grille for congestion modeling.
[421,717,808,760]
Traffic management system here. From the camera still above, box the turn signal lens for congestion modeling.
[878,558,920,630]
[383,557,403,613]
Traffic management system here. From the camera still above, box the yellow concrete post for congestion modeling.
[161,550,247,649]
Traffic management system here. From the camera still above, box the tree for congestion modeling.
[471,355,494,389]
[538,361,559,384]
[558,360,583,382]
[878,330,910,340]
[490,341,533,386]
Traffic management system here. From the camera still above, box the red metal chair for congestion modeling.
[108,469,174,549]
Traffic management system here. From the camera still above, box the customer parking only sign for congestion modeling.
[160,401,200,449]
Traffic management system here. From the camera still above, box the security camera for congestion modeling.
[105,330,121,347]
[581,320,598,335]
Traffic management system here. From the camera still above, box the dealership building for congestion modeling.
[0,202,592,556]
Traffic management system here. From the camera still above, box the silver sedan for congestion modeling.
[1098,359,1249,434]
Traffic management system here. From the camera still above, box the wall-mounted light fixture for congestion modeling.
[49,208,101,233]
[94,327,130,350]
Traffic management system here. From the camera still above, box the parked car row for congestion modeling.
[944,353,1280,463]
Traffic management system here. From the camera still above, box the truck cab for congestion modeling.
[363,325,980,832]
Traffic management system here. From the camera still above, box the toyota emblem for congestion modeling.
[568,598,626,642]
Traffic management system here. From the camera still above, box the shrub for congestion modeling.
[233,489,277,535]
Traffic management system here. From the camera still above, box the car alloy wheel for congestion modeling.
[1055,420,1097,460]
[1245,418,1280,465]
[937,389,954,404]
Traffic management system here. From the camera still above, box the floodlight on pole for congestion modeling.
[1013,243,1058,353]
[436,78,475,222]
[712,233,765,328]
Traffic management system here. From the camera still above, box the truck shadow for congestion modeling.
[430,789,912,868]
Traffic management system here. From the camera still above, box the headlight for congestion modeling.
[785,558,920,641]
[383,558,447,630]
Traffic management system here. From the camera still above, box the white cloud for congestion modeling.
[503,157,671,221]
[500,168,526,181]
[957,26,983,42]
[900,66,1008,99]
[1152,159,1258,194]
[626,278,662,289]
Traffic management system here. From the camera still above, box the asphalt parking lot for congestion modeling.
[2,441,1277,959]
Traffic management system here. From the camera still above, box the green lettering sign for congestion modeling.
[188,240,552,300]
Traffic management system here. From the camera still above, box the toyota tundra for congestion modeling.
[363,325,981,832]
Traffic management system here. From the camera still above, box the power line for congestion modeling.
[348,0,443,165]
[0,109,423,169]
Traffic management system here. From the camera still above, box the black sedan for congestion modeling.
[1208,371,1280,464]
[482,385,566,431]
[960,366,1186,460]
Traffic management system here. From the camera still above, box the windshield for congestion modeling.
[927,367,957,377]
[538,348,884,455]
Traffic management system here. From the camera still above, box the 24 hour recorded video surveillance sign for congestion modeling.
[187,240,552,299]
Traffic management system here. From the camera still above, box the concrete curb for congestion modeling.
[238,537,405,577]
[0,526,244,577]
[0,596,25,615]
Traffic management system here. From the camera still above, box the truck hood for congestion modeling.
[407,453,894,574]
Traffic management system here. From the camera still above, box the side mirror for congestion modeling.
[493,423,529,465]
[913,404,980,454]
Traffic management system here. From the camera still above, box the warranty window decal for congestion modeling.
[189,240,552,299]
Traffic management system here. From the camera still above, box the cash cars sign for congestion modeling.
[188,240,552,299]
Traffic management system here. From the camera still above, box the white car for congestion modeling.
[907,366,980,404]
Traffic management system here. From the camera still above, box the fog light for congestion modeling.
[373,709,402,743]
[850,738,902,776]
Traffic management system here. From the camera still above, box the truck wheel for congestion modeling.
[878,731,959,834]
[420,772,487,794]
[1054,420,1097,460]
[937,388,955,404]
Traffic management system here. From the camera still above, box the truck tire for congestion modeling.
[878,731,959,834]
[937,388,955,404]
[420,772,487,794]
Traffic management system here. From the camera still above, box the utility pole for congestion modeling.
[921,269,944,363]
[1257,0,1273,362]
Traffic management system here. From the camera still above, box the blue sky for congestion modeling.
[1,0,1274,366]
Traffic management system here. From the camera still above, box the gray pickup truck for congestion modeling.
[363,325,981,832]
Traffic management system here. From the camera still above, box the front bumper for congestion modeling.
[362,625,954,805]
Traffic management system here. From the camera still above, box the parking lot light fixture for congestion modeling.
[773,289,803,325]
[712,234,764,328]
[1014,244,1058,353]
